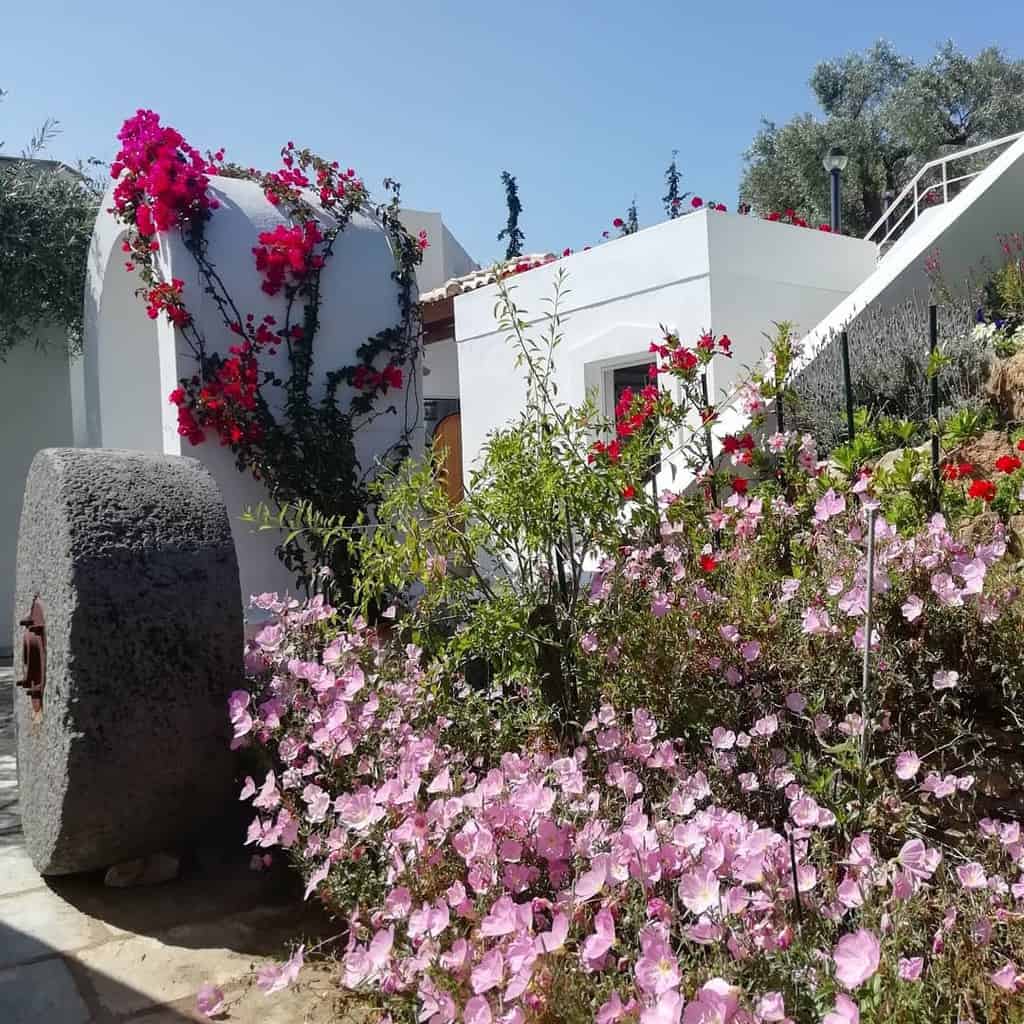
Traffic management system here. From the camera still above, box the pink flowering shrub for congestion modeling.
[229,280,1024,1021]
[235,594,1024,1023]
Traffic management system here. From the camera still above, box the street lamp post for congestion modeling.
[824,144,854,441]
[822,145,849,234]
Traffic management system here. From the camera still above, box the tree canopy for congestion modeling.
[740,41,1024,236]
[0,95,102,358]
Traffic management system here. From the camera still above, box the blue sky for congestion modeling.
[2,1,1022,264]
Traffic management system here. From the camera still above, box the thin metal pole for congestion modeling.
[858,508,878,797]
[840,330,855,443]
[929,305,940,509]
[830,168,842,234]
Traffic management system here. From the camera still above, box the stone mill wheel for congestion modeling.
[12,448,243,875]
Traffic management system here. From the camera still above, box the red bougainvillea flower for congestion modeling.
[730,477,749,495]
[995,454,1021,473]
[621,485,636,500]
[691,197,703,208]
[417,230,429,251]
[700,553,718,572]
[714,203,727,212]
[819,224,833,232]
[968,479,996,502]
[613,218,624,228]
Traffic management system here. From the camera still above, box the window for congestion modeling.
[610,362,660,484]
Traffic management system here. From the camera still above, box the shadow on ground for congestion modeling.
[0,919,193,1023]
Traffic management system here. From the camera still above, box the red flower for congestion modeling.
[714,203,727,212]
[996,454,1022,473]
[613,218,624,228]
[168,387,185,406]
[700,553,718,573]
[1017,438,1024,452]
[968,479,996,502]
[691,197,703,208]
[730,476,748,494]
[818,224,833,232]
[621,485,636,500]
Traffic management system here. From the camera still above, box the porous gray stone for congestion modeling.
[13,449,242,875]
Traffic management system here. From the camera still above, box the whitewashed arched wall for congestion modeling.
[75,175,422,613]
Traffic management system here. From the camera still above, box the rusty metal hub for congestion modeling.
[18,596,45,714]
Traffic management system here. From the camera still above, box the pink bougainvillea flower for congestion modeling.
[898,957,924,981]
[196,984,225,1018]
[894,751,921,780]
[832,929,881,989]
[823,993,860,1024]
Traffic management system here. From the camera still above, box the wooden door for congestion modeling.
[434,412,463,504]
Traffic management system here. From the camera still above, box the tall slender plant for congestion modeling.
[497,170,525,259]
[662,149,690,219]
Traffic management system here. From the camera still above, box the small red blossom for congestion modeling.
[730,476,749,495]
[995,454,1021,474]
[621,485,636,500]
[968,479,996,502]
[691,197,703,208]
[700,553,718,573]
[613,218,624,228]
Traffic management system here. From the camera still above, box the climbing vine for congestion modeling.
[108,110,427,595]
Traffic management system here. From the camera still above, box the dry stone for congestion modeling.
[13,448,242,875]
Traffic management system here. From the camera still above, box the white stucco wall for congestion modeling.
[423,338,460,399]
[76,176,419,613]
[0,332,75,651]
[398,210,478,293]
[454,210,877,487]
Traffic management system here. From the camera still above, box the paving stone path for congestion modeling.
[0,664,361,1023]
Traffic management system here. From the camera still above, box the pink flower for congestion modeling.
[642,990,684,1024]
[823,994,859,1024]
[991,961,1022,992]
[257,944,305,994]
[740,639,761,663]
[932,669,959,690]
[832,929,881,989]
[898,957,924,981]
[464,995,494,1024]
[575,854,609,900]
[677,865,720,914]
[471,948,505,994]
[635,929,681,995]
[196,984,225,1017]
[582,907,616,970]
[814,488,846,523]
[711,727,736,750]
[801,605,832,635]
[902,594,923,622]
[894,751,921,780]
[956,862,987,890]
[755,991,786,1020]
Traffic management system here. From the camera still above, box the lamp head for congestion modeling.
[823,145,849,173]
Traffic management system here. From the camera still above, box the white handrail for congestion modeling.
[864,131,1024,251]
